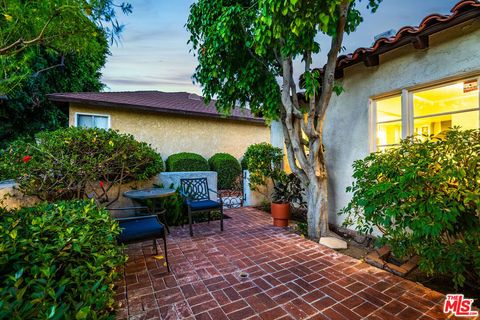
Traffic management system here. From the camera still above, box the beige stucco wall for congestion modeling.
[323,19,480,226]
[68,104,270,161]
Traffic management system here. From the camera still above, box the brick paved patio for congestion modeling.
[115,207,457,320]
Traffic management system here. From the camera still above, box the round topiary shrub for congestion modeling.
[208,153,241,190]
[342,128,480,289]
[166,152,209,172]
[0,127,164,201]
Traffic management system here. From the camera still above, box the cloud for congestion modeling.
[103,0,458,93]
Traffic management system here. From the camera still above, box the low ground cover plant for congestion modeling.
[165,152,209,172]
[208,153,241,190]
[342,128,480,288]
[0,200,125,319]
[0,127,163,203]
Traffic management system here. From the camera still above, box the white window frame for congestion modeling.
[74,112,111,129]
[370,75,480,152]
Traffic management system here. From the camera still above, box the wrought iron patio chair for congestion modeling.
[179,178,223,236]
[108,207,170,272]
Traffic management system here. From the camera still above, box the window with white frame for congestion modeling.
[371,77,479,152]
[374,95,402,151]
[75,113,110,129]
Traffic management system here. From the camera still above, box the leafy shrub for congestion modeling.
[0,127,163,202]
[208,153,241,190]
[165,152,209,172]
[242,143,284,191]
[341,129,480,288]
[0,200,126,319]
[272,173,306,206]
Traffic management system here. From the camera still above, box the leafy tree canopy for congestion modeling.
[0,0,131,146]
[187,0,380,121]
[0,0,132,94]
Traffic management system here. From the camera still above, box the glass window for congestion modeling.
[413,80,479,139]
[76,114,109,129]
[375,95,402,149]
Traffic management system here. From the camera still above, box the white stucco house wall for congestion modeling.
[272,0,480,227]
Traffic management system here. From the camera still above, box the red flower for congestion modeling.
[22,155,32,163]
[99,181,105,188]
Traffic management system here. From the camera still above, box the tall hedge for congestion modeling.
[0,200,126,319]
[0,127,164,201]
[166,152,209,172]
[209,153,242,190]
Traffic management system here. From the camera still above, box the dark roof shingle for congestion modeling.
[48,91,264,123]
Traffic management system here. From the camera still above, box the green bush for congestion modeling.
[341,129,480,288]
[242,143,284,191]
[0,200,126,319]
[165,152,209,172]
[208,153,241,190]
[0,127,163,201]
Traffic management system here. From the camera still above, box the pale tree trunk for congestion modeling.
[278,0,350,239]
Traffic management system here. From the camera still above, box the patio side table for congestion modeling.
[123,188,176,234]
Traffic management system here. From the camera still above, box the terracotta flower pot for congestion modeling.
[271,202,290,227]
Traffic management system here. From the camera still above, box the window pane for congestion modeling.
[414,111,479,139]
[414,80,479,117]
[94,116,109,129]
[77,115,93,128]
[377,96,402,122]
[377,121,402,146]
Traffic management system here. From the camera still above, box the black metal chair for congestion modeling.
[108,207,170,272]
[179,178,223,236]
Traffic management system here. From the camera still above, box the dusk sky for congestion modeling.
[101,0,459,94]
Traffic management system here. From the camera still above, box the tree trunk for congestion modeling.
[306,174,329,239]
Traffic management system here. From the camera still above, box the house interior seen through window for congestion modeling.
[413,81,479,139]
[76,114,109,130]
[373,78,479,151]
[375,95,402,150]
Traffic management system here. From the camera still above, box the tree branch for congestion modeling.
[317,0,349,122]
[281,57,309,173]
[0,12,58,55]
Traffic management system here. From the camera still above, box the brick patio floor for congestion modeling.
[114,207,465,320]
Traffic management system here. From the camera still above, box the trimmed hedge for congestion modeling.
[208,153,241,190]
[166,152,209,172]
[0,200,126,319]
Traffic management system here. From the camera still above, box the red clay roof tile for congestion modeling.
[313,0,480,79]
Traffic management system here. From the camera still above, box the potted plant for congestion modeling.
[271,173,304,227]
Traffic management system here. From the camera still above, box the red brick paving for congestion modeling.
[114,207,468,320]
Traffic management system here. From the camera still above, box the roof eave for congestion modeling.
[47,94,265,124]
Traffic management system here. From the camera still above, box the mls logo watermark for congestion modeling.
[443,294,478,317]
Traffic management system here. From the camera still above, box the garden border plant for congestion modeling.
[0,200,126,319]
[341,128,480,289]
[0,127,163,205]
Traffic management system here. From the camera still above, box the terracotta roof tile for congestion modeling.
[307,0,480,80]
[47,91,264,123]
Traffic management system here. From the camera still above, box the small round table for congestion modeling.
[123,188,176,233]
